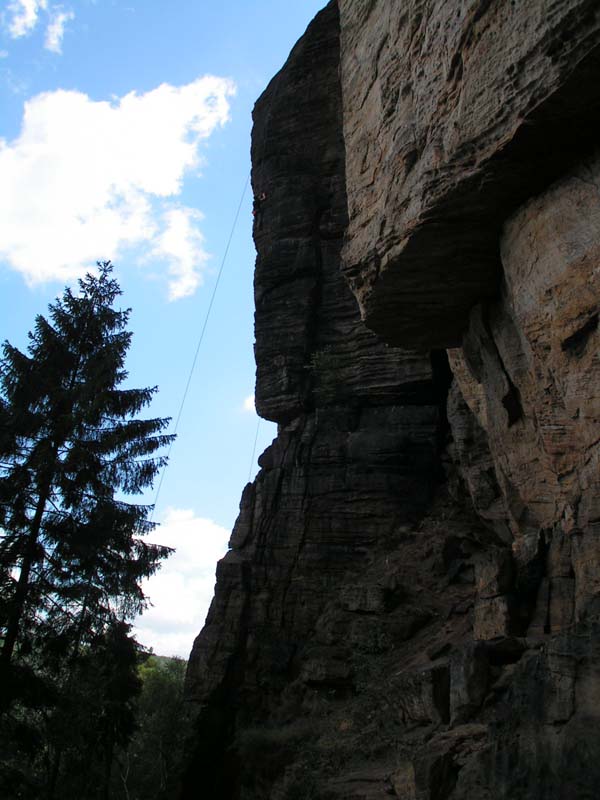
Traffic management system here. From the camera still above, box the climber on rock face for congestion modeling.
[252,192,267,211]
[252,192,267,228]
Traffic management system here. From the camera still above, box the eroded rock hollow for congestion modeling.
[183,2,600,798]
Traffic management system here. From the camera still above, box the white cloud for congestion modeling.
[44,8,74,53]
[6,1,74,53]
[152,207,209,301]
[6,0,47,39]
[134,508,230,658]
[0,76,235,298]
[243,393,255,412]
[0,51,9,59]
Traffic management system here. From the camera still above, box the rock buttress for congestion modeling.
[182,4,450,797]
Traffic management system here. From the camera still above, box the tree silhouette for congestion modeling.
[0,262,174,793]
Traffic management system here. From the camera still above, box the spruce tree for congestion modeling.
[0,262,173,704]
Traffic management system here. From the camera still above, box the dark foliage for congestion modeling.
[114,655,192,799]
[0,262,174,797]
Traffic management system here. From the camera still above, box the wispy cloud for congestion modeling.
[151,207,210,301]
[133,508,230,658]
[0,76,235,299]
[44,7,74,53]
[6,1,73,53]
[6,0,47,39]
[243,394,255,412]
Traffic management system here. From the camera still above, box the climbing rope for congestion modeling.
[247,416,261,483]
[151,173,251,520]
[151,87,280,521]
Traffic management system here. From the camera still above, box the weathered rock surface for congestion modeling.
[251,1,431,425]
[438,155,600,799]
[451,153,600,583]
[338,0,600,348]
[183,2,600,799]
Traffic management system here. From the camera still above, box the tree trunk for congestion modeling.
[46,747,62,800]
[103,735,115,800]
[1,468,54,714]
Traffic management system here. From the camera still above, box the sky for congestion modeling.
[0,0,327,657]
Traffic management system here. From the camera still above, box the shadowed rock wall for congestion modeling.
[183,5,447,797]
[441,155,600,799]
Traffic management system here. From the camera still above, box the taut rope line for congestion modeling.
[151,173,251,520]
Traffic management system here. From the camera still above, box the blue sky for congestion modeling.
[0,0,326,656]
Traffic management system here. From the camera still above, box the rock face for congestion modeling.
[183,5,448,797]
[339,0,600,348]
[183,2,600,798]
[441,156,600,798]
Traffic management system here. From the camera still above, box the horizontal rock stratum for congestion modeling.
[182,3,600,798]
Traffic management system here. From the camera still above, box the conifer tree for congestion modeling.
[0,262,173,706]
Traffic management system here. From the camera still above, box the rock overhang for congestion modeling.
[338,0,600,349]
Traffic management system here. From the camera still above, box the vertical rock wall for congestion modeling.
[183,2,600,798]
[183,5,448,797]
[442,149,600,800]
[334,1,600,797]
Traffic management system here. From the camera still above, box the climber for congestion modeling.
[252,192,267,214]
[252,192,267,229]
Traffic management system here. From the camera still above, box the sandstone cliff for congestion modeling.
[183,2,600,798]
